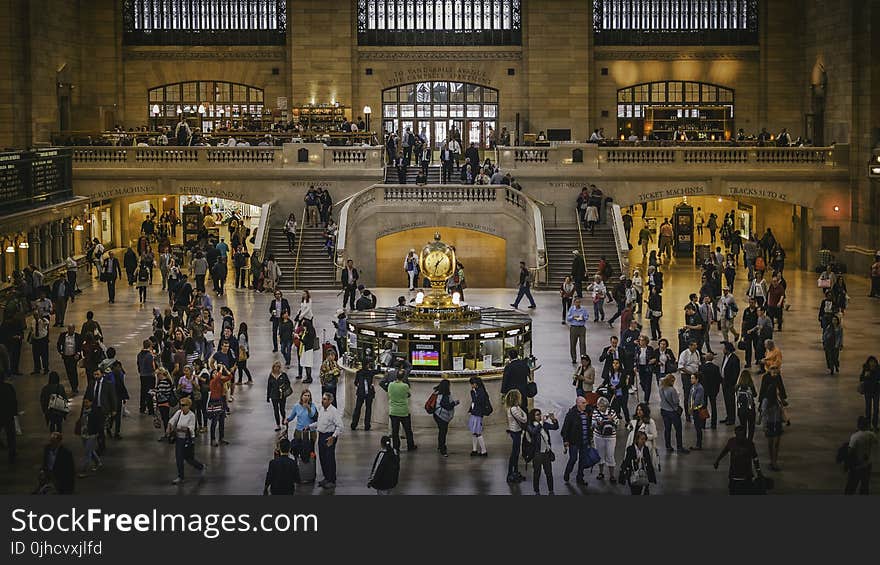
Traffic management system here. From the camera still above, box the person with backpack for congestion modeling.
[714,425,763,494]
[367,435,400,495]
[468,376,492,456]
[135,263,150,304]
[510,261,536,310]
[264,438,300,495]
[526,408,559,495]
[592,396,619,482]
[427,379,459,457]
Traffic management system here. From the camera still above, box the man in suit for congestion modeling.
[50,277,69,327]
[570,250,586,298]
[56,325,82,395]
[439,142,454,184]
[599,335,624,380]
[84,369,117,455]
[719,341,741,425]
[701,352,723,429]
[501,349,531,411]
[647,265,663,293]
[351,366,380,431]
[41,432,75,494]
[464,142,480,173]
[699,295,716,354]
[341,260,359,310]
[263,439,300,495]
[268,290,291,353]
[633,335,656,402]
[101,251,121,304]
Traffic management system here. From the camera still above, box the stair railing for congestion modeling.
[521,192,549,289]
[574,209,589,276]
[252,200,275,288]
[292,206,307,292]
[609,203,631,277]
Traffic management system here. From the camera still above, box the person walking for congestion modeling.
[278,311,294,369]
[263,439,300,495]
[267,361,291,432]
[468,376,491,456]
[500,349,531,411]
[619,431,657,495]
[39,371,68,433]
[76,398,102,478]
[701,352,723,429]
[758,366,787,470]
[565,297,588,364]
[561,396,593,486]
[431,379,459,457]
[844,416,877,495]
[367,435,400,495]
[207,366,233,447]
[284,213,298,253]
[822,316,843,375]
[167,397,206,484]
[646,286,663,340]
[387,369,417,453]
[510,262,536,309]
[571,250,586,298]
[634,335,655,402]
[286,389,318,461]
[26,311,50,375]
[319,349,341,407]
[56,325,82,395]
[341,260,359,310]
[526,408,559,495]
[859,356,880,431]
[235,323,252,384]
[719,341,741,425]
[351,364,378,431]
[503,390,527,483]
[316,392,342,489]
[587,275,607,322]
[659,374,688,454]
[714,425,763,494]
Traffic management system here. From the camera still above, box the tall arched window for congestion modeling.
[148,81,265,132]
[382,82,498,149]
[617,81,734,141]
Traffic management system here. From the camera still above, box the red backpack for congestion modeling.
[424,391,438,414]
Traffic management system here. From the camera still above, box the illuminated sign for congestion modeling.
[383,332,404,338]
[413,334,437,340]
[480,332,500,338]
[506,329,521,336]
[360,329,376,336]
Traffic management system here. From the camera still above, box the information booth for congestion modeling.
[673,202,695,256]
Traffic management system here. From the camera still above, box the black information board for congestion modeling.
[0,148,73,212]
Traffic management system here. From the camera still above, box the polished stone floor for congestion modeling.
[0,253,877,495]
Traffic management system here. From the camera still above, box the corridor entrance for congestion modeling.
[624,195,811,270]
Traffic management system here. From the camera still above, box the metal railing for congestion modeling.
[292,207,307,292]
[574,210,588,276]
[609,203,630,277]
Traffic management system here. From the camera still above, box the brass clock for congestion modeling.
[419,233,456,288]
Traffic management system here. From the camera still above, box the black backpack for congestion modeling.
[736,387,754,415]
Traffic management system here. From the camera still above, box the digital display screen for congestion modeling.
[411,344,439,367]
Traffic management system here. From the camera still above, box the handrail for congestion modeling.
[610,203,630,277]
[293,206,307,292]
[252,200,275,256]
[574,209,588,275]
[334,185,376,271]
[843,245,877,257]
[522,192,548,289]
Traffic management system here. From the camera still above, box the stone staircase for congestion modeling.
[545,222,622,288]
[383,165,443,184]
[265,227,337,290]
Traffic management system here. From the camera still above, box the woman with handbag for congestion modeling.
[527,408,559,495]
[735,370,758,440]
[299,318,318,384]
[587,275,607,322]
[267,361,291,432]
[626,403,658,457]
[207,366,233,447]
[592,396,620,482]
[39,371,68,433]
[572,355,595,398]
[166,397,205,484]
[193,359,210,433]
[236,322,252,385]
[758,366,787,470]
[286,389,319,462]
[504,389,527,482]
[468,377,492,456]
[689,373,707,450]
[652,338,676,386]
[433,379,460,458]
[319,349,341,407]
[619,430,657,495]
[601,359,630,424]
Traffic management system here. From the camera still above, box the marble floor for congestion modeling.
[0,255,877,495]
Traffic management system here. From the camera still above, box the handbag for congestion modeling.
[279,379,293,399]
[525,381,538,398]
[47,394,70,414]
[584,446,601,468]
[818,277,831,289]
[697,407,711,421]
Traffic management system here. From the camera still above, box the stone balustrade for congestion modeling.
[382,184,525,209]
[70,144,385,169]
[496,143,847,171]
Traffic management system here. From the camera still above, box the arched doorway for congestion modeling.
[616,80,734,140]
[381,81,498,149]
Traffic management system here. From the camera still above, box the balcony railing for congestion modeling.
[496,144,848,171]
[70,144,385,170]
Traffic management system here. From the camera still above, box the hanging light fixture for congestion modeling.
[19,240,29,249]
[5,240,14,253]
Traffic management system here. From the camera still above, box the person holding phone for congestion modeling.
[527,408,559,495]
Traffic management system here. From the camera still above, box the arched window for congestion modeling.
[358,0,521,45]
[148,81,265,132]
[593,0,758,45]
[123,0,286,45]
[616,81,734,141]
[382,82,498,149]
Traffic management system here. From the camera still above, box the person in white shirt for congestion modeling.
[27,311,51,374]
[718,288,740,343]
[295,290,314,323]
[316,392,342,489]
[678,341,702,421]
[167,397,206,484]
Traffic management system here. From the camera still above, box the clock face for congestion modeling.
[423,250,452,278]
